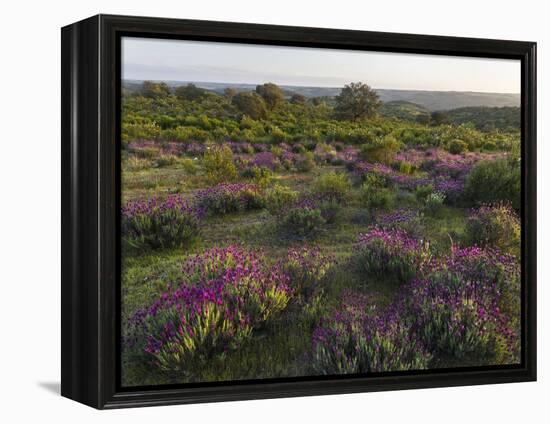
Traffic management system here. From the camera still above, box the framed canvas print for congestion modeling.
[61,14,536,409]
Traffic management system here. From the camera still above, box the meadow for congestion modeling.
[120,81,521,386]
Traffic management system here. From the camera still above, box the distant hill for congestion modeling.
[123,80,520,111]
[445,106,520,131]
[380,101,430,122]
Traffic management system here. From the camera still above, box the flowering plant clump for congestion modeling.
[126,246,292,373]
[195,183,265,215]
[278,198,326,237]
[354,229,430,283]
[280,246,335,303]
[251,151,280,170]
[465,203,520,256]
[122,195,203,252]
[312,291,432,375]
[407,246,520,362]
[376,208,422,234]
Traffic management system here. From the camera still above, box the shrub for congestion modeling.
[241,165,273,188]
[196,183,264,215]
[465,203,520,256]
[280,247,334,303]
[203,145,237,184]
[465,158,520,210]
[414,184,434,202]
[359,135,400,164]
[354,229,430,282]
[179,157,198,175]
[448,139,468,154]
[156,154,178,168]
[423,191,446,216]
[279,200,325,237]
[360,183,394,210]
[126,246,291,373]
[312,171,351,202]
[121,195,202,252]
[295,152,316,172]
[407,247,520,363]
[312,292,431,374]
[318,198,341,224]
[264,184,299,214]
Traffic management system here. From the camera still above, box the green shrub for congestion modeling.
[448,139,468,154]
[295,152,316,172]
[465,204,520,256]
[203,145,237,184]
[319,199,342,224]
[265,184,299,214]
[241,166,273,188]
[156,155,178,168]
[423,191,446,216]
[280,205,325,237]
[312,171,351,202]
[179,157,198,175]
[415,184,434,202]
[359,135,400,164]
[465,159,520,210]
[361,186,394,210]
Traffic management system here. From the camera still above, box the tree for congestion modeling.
[175,83,206,101]
[223,87,237,99]
[142,81,171,98]
[290,94,307,105]
[430,111,450,126]
[255,83,285,110]
[334,82,381,121]
[231,92,267,120]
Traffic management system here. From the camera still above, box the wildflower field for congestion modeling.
[121,81,521,386]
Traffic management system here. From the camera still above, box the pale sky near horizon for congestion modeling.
[122,37,520,94]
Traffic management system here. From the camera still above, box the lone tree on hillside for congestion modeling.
[175,83,206,101]
[255,83,285,110]
[334,82,381,121]
[232,92,268,120]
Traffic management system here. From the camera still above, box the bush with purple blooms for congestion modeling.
[122,195,203,252]
[465,203,520,256]
[354,229,431,283]
[126,246,292,374]
[195,183,265,215]
[280,246,334,303]
[407,246,520,363]
[312,291,432,374]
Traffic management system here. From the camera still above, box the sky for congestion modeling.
[122,37,520,94]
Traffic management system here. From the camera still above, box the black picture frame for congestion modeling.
[61,14,537,409]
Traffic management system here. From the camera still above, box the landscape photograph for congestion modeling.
[120,37,522,387]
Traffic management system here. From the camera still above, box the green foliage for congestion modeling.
[256,83,285,110]
[415,184,434,202]
[466,204,520,256]
[242,166,273,187]
[334,82,381,121]
[280,207,325,237]
[423,192,446,217]
[295,152,316,172]
[175,83,206,101]
[359,135,401,164]
[360,183,394,210]
[203,145,237,184]
[465,158,520,210]
[232,92,268,119]
[264,184,299,214]
[290,94,307,105]
[312,171,351,201]
[448,139,468,154]
[141,81,171,98]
